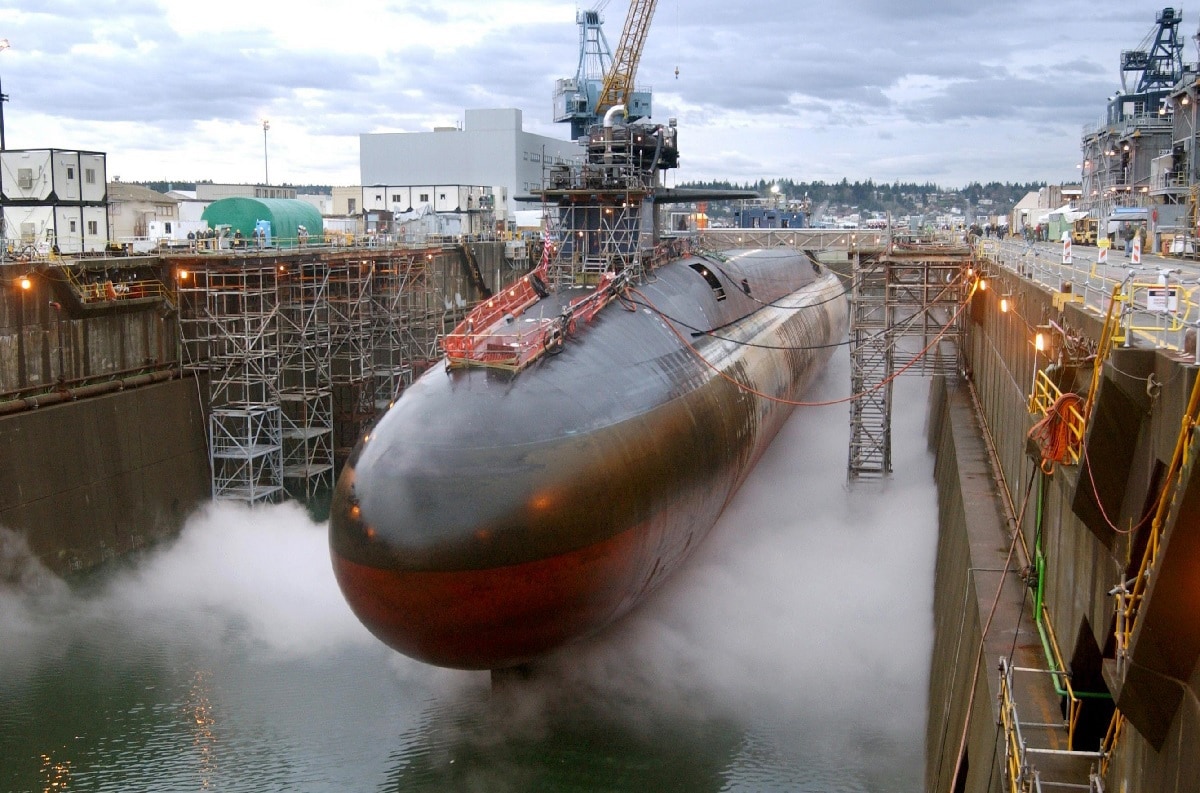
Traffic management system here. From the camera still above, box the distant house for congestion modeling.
[107,181,180,242]
[1010,190,1042,232]
[332,186,361,216]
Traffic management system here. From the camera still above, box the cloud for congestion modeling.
[0,1,1182,185]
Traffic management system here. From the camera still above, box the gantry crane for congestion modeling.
[1120,6,1184,95]
[553,1,657,139]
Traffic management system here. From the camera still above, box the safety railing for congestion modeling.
[60,264,170,306]
[1028,372,1086,467]
[443,267,628,372]
[1112,365,1200,677]
[998,657,1105,793]
[1097,711,1125,781]
[982,238,1199,353]
[443,270,552,371]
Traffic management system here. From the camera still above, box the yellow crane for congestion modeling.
[594,0,658,121]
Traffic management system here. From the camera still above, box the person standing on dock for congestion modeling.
[1122,222,1135,257]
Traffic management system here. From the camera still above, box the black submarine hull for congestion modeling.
[330,248,848,669]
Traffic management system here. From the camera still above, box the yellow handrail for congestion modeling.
[1116,366,1200,668]
[1083,285,1122,423]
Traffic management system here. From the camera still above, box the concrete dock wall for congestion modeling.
[927,264,1200,792]
[0,375,210,574]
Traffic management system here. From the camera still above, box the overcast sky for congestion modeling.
[0,1,1184,189]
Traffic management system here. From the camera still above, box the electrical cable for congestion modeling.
[628,278,977,408]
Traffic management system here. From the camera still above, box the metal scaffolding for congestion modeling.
[370,248,445,409]
[847,245,972,478]
[538,124,662,288]
[370,252,415,410]
[329,259,375,462]
[178,263,284,503]
[172,244,507,502]
[278,260,334,500]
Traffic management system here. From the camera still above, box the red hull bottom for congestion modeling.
[330,517,682,670]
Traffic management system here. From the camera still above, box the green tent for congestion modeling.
[201,197,323,248]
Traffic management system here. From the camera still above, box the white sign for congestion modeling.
[1147,287,1178,313]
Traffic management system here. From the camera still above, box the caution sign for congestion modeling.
[1132,236,1142,265]
[1147,287,1178,313]
[1062,237,1073,264]
[1098,237,1110,265]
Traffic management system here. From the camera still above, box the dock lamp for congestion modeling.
[19,274,31,290]
[1029,330,1047,410]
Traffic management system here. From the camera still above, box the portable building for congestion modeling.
[201,198,323,247]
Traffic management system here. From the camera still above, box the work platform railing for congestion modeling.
[696,227,890,252]
[998,657,1104,793]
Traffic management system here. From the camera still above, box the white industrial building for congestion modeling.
[0,148,109,254]
[359,108,581,224]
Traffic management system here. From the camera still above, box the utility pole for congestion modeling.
[0,39,11,152]
[262,119,270,186]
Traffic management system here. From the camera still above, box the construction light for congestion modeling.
[1035,332,1046,352]
[979,278,987,292]
[178,269,189,281]
[19,276,32,290]
[1001,297,1009,313]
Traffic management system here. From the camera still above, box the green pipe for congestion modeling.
[1033,470,1112,700]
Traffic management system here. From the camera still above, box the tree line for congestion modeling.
[678,178,1046,215]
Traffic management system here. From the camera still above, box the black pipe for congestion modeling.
[0,368,182,416]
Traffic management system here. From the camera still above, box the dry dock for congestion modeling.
[3,231,1199,791]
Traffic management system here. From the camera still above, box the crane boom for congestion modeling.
[595,0,657,118]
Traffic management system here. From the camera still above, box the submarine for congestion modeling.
[329,119,849,670]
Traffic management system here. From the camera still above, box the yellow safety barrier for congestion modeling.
[998,661,1030,793]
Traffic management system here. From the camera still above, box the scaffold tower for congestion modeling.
[329,259,375,461]
[178,263,284,502]
[369,248,445,410]
[538,124,668,288]
[847,244,972,478]
[278,260,334,500]
[369,252,413,410]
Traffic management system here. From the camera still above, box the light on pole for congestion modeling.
[262,119,270,186]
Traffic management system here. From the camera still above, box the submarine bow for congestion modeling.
[330,247,848,669]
